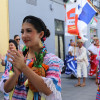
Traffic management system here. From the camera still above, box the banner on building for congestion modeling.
[65,3,79,36]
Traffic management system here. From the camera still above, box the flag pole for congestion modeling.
[74,36,77,58]
[88,0,100,14]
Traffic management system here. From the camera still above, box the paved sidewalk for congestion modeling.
[61,74,97,100]
[0,73,98,100]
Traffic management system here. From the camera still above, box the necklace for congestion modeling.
[24,43,49,92]
[25,43,47,68]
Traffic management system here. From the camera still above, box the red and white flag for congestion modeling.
[65,3,79,36]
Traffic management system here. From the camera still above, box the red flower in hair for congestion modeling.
[43,37,46,41]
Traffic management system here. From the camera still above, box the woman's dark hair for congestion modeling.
[9,39,18,50]
[14,35,19,39]
[22,15,50,42]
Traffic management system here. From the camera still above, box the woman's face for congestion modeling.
[95,39,99,46]
[9,43,16,50]
[15,36,20,45]
[21,22,41,48]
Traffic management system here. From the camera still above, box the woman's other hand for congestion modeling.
[7,49,26,71]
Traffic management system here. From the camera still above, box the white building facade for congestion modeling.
[8,0,100,60]
[9,0,66,60]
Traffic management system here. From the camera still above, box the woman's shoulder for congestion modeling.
[44,53,64,68]
[44,53,61,61]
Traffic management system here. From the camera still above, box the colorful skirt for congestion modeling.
[88,55,99,76]
[9,84,45,100]
[65,55,77,76]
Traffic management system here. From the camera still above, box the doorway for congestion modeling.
[55,34,65,60]
[55,19,65,60]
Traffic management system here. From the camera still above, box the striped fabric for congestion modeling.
[44,53,64,92]
[96,91,100,100]
[65,55,77,76]
[12,85,27,100]
[2,55,13,100]
[1,53,63,100]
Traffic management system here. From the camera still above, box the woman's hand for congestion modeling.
[0,54,5,66]
[0,54,4,60]
[74,57,76,60]
[13,66,21,77]
[7,50,26,71]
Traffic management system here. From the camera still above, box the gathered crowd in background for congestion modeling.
[64,37,100,100]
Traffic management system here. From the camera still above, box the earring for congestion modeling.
[39,41,43,48]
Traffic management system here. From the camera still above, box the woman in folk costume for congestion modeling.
[0,39,18,100]
[88,37,100,76]
[65,42,77,78]
[1,16,64,100]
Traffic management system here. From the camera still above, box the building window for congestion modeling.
[26,0,37,6]
[55,19,65,60]
[55,19,64,34]
[91,0,100,11]
[90,28,98,42]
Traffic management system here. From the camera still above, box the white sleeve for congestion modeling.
[88,44,93,51]
[68,46,72,52]
[39,77,62,100]
[0,70,9,93]
[88,44,97,55]
[0,74,9,92]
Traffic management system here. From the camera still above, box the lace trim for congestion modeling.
[39,77,62,100]
[0,72,9,92]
